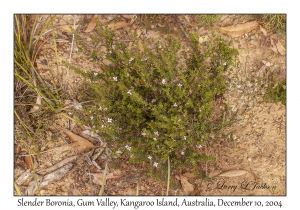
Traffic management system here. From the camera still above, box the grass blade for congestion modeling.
[99,162,107,196]
[166,156,170,196]
[14,183,22,196]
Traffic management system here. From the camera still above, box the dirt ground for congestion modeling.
[14,14,286,196]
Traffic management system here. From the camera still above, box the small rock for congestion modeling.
[41,59,48,66]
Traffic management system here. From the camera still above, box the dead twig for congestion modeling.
[172,15,190,40]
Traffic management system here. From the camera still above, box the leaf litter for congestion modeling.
[220,21,259,38]
[84,15,135,33]
[84,14,98,33]
[64,130,95,153]
[28,95,41,114]
[57,25,78,33]
[216,169,247,177]
[180,174,194,195]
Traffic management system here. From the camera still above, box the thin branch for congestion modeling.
[172,15,190,40]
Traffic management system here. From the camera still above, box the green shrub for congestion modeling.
[69,26,238,169]
[264,80,286,105]
[252,14,286,32]
[197,15,221,27]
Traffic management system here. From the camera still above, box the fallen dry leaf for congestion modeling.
[107,19,135,31]
[84,14,98,33]
[57,25,78,33]
[91,172,121,185]
[259,25,267,36]
[121,14,134,19]
[24,155,34,170]
[257,65,267,77]
[220,21,259,38]
[184,15,191,23]
[28,95,41,114]
[138,39,144,53]
[136,28,142,38]
[182,172,196,179]
[276,40,286,56]
[64,130,95,153]
[217,169,247,177]
[180,175,194,195]
[270,38,278,54]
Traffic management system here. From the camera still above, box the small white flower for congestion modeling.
[75,48,78,52]
[125,145,131,151]
[107,118,112,123]
[68,112,72,115]
[90,58,94,61]
[148,155,152,160]
[158,45,162,49]
[109,50,112,54]
[173,103,178,107]
[183,136,187,140]
[153,162,158,167]
[94,72,98,76]
[90,116,94,120]
[223,62,227,66]
[127,90,132,95]
[154,131,159,136]
[181,151,185,155]
[178,83,183,87]
[113,76,118,81]
[141,132,147,136]
[129,57,134,63]
[153,137,157,141]
[98,106,102,111]
[162,78,167,84]
[197,144,202,149]
[151,99,156,103]
[102,55,106,59]
[101,124,105,128]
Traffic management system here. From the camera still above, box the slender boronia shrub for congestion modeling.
[71,25,238,169]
